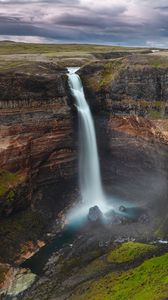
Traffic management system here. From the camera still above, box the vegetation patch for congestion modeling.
[99,59,124,89]
[70,252,168,300]
[83,59,124,92]
[107,242,157,263]
[0,60,30,71]
[149,56,168,68]
[0,42,145,55]
[58,242,158,283]
[155,215,168,239]
[0,169,24,198]
[80,256,107,276]
[0,209,47,263]
[83,75,102,93]
[148,110,163,119]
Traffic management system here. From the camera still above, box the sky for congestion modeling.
[0,0,168,47]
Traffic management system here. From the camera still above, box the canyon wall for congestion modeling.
[1,56,168,219]
[80,55,168,117]
[0,56,168,264]
[80,55,168,238]
[0,63,78,263]
[0,63,77,218]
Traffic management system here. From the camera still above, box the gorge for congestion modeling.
[0,44,168,300]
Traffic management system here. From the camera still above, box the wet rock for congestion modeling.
[112,214,129,225]
[119,205,126,213]
[138,213,150,224]
[111,214,122,225]
[105,209,129,225]
[88,206,103,222]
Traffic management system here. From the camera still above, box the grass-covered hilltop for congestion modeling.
[0,42,168,300]
[0,41,158,70]
[0,41,152,55]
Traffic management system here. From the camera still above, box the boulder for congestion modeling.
[88,206,103,222]
[119,205,126,213]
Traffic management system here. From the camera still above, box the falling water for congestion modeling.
[67,67,106,210]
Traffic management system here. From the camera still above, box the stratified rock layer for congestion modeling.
[0,63,78,264]
[1,57,168,267]
[80,55,168,116]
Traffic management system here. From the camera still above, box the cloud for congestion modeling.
[0,0,167,46]
[0,35,55,43]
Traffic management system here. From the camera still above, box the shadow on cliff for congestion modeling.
[94,113,168,235]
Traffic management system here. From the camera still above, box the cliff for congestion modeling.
[80,55,168,117]
[0,62,77,263]
[0,55,168,266]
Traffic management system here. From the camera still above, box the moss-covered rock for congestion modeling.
[0,169,23,197]
[81,59,124,93]
[0,169,27,217]
[70,252,168,300]
[99,60,124,90]
[77,242,157,277]
[107,242,157,263]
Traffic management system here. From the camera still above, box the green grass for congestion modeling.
[82,59,124,92]
[0,169,24,197]
[148,110,163,119]
[79,256,107,276]
[80,242,156,277]
[107,242,157,263]
[99,59,123,89]
[70,252,168,300]
[45,51,92,58]
[149,56,168,68]
[0,60,30,71]
[0,42,146,55]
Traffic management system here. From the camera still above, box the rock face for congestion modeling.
[80,56,168,227]
[6,268,36,298]
[0,63,77,217]
[0,63,77,263]
[80,55,168,117]
[0,65,65,103]
[94,113,168,236]
[0,57,168,266]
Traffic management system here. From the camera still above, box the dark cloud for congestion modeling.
[155,6,168,10]
[0,0,168,47]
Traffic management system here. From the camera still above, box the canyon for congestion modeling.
[0,47,168,299]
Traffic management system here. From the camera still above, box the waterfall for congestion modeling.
[67,67,106,209]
